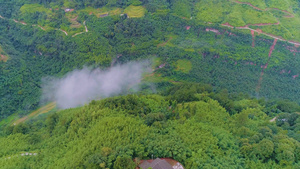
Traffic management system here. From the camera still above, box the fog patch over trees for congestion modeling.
[41,61,152,109]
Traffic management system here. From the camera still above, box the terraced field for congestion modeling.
[193,0,300,42]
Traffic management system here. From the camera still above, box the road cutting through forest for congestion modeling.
[0,15,88,37]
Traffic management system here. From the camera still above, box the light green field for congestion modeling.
[80,7,122,17]
[176,59,192,73]
[124,5,146,18]
[20,4,52,14]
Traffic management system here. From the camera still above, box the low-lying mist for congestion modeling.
[41,61,152,109]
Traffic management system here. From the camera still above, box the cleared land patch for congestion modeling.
[13,102,56,125]
[20,4,51,14]
[124,5,146,18]
[80,7,122,17]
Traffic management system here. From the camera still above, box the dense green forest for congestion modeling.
[1,83,300,168]
[1,0,300,168]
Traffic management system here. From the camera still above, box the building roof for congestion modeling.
[139,158,173,169]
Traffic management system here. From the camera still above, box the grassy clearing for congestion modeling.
[176,59,192,73]
[143,72,175,83]
[13,102,56,125]
[80,7,123,17]
[20,4,51,14]
[109,8,123,15]
[124,5,146,18]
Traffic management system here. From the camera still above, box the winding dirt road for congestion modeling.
[0,15,89,37]
[72,21,88,37]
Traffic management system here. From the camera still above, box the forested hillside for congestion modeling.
[0,0,300,168]
[0,0,300,120]
[1,84,300,168]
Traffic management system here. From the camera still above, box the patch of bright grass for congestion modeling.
[20,4,51,14]
[176,59,192,73]
[80,7,123,17]
[109,8,123,15]
[124,5,146,18]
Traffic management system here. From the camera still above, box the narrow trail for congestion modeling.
[270,116,277,122]
[256,39,277,93]
[72,21,88,37]
[13,19,27,25]
[0,15,89,37]
[32,24,46,30]
[57,29,68,35]
[84,21,88,32]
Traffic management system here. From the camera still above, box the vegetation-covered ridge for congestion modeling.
[1,83,300,168]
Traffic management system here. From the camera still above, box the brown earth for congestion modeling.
[0,54,8,62]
